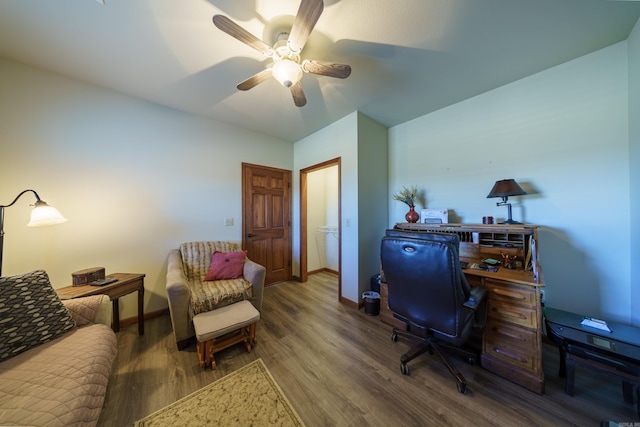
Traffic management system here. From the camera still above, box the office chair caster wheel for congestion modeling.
[391,333,398,342]
[401,363,409,375]
[457,382,467,394]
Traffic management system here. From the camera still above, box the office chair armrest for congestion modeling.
[463,286,488,310]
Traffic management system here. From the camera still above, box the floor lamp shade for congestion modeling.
[27,200,67,227]
[0,190,67,276]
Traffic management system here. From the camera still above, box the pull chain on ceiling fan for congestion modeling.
[213,0,351,107]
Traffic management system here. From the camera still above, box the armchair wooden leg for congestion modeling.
[243,326,252,352]
[207,340,216,369]
[249,323,257,346]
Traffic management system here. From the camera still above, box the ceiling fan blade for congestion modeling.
[302,60,352,79]
[290,81,307,107]
[287,0,324,53]
[213,15,274,57]
[237,68,273,91]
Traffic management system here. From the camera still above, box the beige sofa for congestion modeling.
[166,241,266,349]
[0,274,117,427]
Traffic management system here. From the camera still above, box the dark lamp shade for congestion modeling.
[487,179,527,198]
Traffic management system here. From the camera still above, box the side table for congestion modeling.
[545,307,640,417]
[56,273,145,335]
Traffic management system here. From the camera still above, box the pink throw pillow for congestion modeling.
[205,250,246,281]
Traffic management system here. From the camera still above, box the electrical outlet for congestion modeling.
[224,218,234,226]
[540,289,546,304]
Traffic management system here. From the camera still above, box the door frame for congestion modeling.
[300,158,341,293]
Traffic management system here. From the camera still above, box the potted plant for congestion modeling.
[393,185,419,223]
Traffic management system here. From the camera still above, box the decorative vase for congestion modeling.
[405,206,419,223]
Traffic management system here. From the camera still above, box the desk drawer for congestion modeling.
[485,318,537,353]
[485,279,537,308]
[488,299,538,329]
[484,319,538,371]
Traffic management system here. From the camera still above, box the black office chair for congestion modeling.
[381,230,487,393]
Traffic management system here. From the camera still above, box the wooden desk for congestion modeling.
[56,273,145,335]
[381,223,545,394]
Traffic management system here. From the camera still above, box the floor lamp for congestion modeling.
[0,190,67,277]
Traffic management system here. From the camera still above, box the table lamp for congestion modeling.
[0,189,67,276]
[486,179,527,224]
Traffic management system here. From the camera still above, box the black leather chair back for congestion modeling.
[381,232,471,341]
[384,228,459,245]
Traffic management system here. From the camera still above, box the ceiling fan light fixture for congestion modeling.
[272,59,302,88]
[213,0,349,106]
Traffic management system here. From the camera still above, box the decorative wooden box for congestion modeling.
[72,267,105,286]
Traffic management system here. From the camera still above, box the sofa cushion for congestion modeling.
[205,250,246,281]
[0,323,117,427]
[0,270,76,362]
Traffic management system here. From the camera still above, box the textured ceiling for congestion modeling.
[1,0,639,142]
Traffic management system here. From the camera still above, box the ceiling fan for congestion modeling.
[213,0,351,107]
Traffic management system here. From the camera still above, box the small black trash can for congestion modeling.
[362,291,380,316]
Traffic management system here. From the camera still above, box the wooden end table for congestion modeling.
[56,273,145,335]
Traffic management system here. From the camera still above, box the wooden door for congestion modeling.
[242,163,292,285]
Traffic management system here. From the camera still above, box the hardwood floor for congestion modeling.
[98,272,637,426]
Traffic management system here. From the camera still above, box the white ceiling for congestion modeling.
[1,0,639,143]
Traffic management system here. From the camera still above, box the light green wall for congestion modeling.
[0,58,292,319]
[629,17,640,326]
[389,40,633,323]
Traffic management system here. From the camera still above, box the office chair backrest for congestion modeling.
[381,233,469,339]
[385,228,459,245]
[384,229,462,266]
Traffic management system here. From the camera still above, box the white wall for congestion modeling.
[294,113,359,300]
[294,112,388,302]
[306,166,339,272]
[390,41,632,323]
[3,15,637,324]
[324,167,340,271]
[0,58,292,320]
[356,114,389,294]
[629,17,640,326]
[306,169,327,272]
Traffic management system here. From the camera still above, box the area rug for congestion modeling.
[134,358,305,426]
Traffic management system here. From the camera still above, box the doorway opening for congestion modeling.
[300,158,341,297]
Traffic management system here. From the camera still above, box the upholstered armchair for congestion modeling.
[166,241,266,350]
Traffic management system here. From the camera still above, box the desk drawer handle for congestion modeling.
[492,288,526,300]
[491,307,527,320]
[494,347,528,363]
